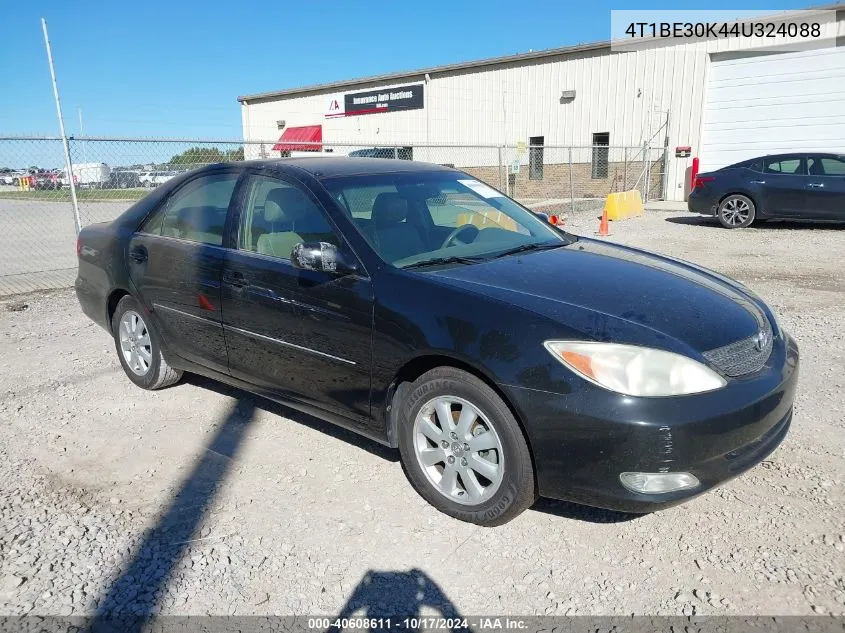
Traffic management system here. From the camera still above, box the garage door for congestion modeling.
[699,47,845,172]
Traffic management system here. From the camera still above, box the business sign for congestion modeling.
[325,84,424,118]
[326,95,345,118]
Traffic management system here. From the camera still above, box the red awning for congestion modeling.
[272,125,322,152]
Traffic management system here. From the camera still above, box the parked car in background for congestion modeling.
[76,158,797,525]
[689,152,845,228]
[348,146,413,160]
[107,169,142,189]
[32,169,62,190]
[139,170,178,188]
[7,170,27,186]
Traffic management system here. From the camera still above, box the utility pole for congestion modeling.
[42,17,81,234]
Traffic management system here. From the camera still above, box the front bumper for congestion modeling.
[504,333,799,513]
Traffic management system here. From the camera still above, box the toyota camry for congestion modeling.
[75,158,798,525]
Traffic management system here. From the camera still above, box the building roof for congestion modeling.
[237,40,610,103]
[242,156,455,178]
[238,4,843,104]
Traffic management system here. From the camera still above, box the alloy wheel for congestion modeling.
[412,395,504,505]
[721,197,751,226]
[119,310,153,376]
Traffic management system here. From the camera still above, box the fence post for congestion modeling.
[497,145,503,192]
[41,18,81,235]
[568,147,575,215]
[623,146,628,191]
[644,142,652,203]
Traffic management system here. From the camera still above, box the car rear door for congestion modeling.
[127,169,242,373]
[220,170,374,425]
[805,154,845,220]
[759,155,807,217]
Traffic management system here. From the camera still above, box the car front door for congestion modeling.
[805,155,845,219]
[127,169,241,374]
[220,171,374,426]
[759,155,807,217]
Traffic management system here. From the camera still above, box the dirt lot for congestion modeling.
[0,209,843,618]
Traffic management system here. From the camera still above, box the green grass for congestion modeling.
[0,188,150,202]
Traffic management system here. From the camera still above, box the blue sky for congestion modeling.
[0,0,821,141]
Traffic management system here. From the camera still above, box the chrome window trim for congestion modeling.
[138,233,227,250]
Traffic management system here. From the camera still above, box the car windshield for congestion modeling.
[322,171,574,267]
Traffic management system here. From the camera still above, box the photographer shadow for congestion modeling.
[326,569,472,633]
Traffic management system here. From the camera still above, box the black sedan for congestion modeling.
[76,158,798,525]
[689,152,845,228]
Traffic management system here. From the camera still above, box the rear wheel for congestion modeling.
[111,295,181,390]
[717,194,756,229]
[398,367,536,526]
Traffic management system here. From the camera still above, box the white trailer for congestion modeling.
[61,162,111,188]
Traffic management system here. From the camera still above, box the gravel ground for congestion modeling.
[0,209,843,618]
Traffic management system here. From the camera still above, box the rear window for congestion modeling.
[764,157,804,175]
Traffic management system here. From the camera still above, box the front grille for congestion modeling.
[703,318,773,377]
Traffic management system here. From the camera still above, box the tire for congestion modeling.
[717,194,756,229]
[111,295,182,390]
[397,367,536,526]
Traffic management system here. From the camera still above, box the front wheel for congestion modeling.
[398,367,536,526]
[717,194,756,229]
[111,295,182,390]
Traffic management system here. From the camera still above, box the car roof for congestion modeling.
[759,152,842,159]
[238,157,458,179]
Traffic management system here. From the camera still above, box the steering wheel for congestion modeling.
[441,223,480,249]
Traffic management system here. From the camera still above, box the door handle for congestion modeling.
[128,246,147,263]
[222,270,247,288]
[807,182,825,188]
[749,180,766,184]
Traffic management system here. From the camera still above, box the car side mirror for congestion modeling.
[290,241,357,275]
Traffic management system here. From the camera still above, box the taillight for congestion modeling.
[693,176,715,190]
[76,235,82,256]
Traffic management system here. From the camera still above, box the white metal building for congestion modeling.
[239,7,845,201]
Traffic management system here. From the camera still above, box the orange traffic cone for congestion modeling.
[598,208,610,236]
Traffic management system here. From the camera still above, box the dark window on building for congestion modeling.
[528,136,544,180]
[592,132,610,179]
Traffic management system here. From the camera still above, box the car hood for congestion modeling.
[428,238,768,354]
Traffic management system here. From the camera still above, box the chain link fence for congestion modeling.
[0,136,667,296]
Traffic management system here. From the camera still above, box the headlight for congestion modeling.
[544,341,727,397]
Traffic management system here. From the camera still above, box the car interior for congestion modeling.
[326,182,539,266]
[160,205,227,246]
[242,184,339,259]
